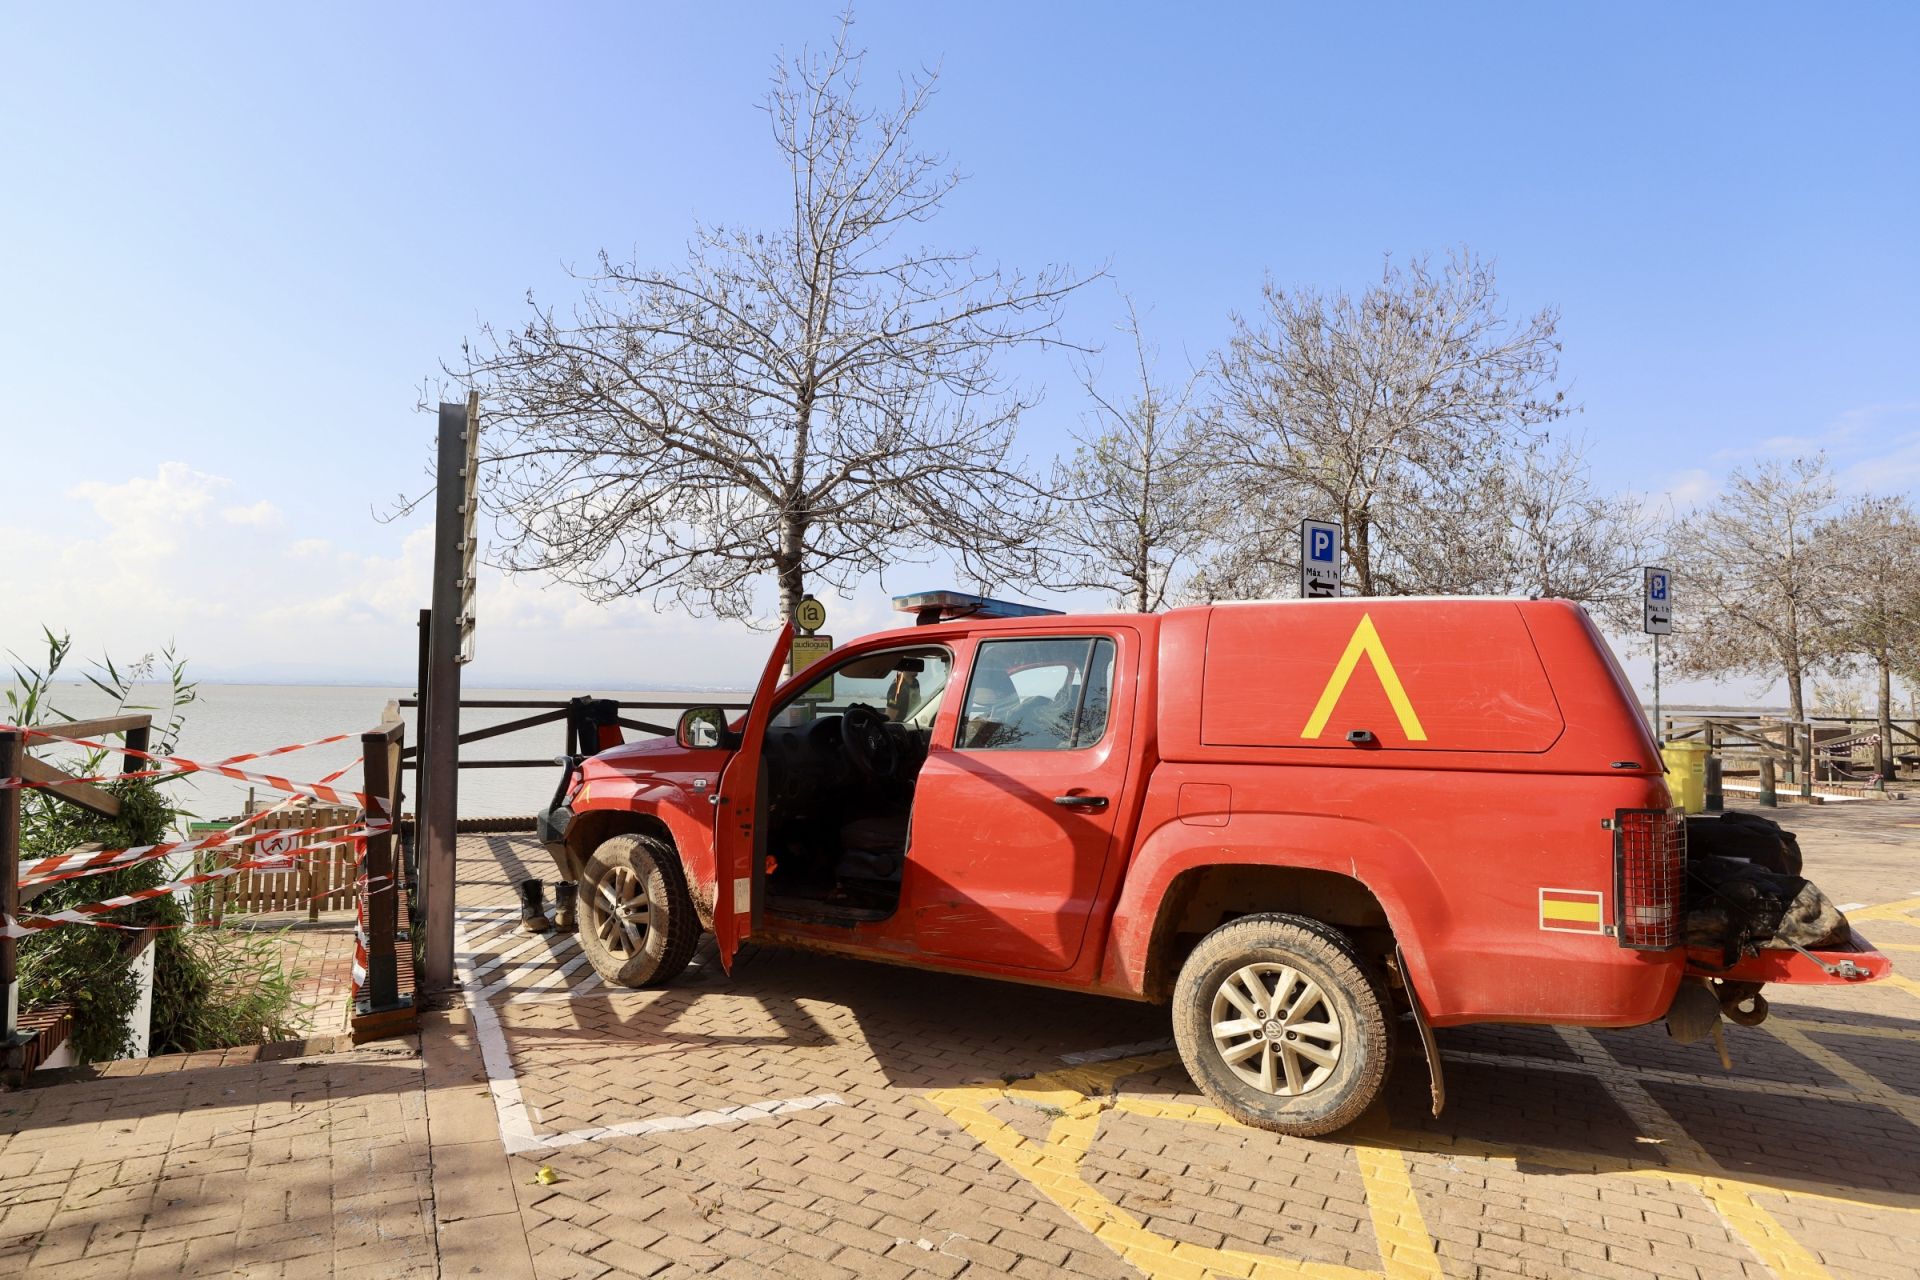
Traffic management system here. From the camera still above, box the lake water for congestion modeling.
[9,683,738,820]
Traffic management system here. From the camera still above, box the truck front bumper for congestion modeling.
[535,805,574,880]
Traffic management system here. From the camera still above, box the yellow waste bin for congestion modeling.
[1662,741,1711,814]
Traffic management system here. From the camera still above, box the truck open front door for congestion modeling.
[713,622,794,973]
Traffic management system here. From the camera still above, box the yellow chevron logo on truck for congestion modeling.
[1300,613,1428,742]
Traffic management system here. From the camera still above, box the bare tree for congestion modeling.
[453,17,1089,622]
[1666,456,1841,724]
[1041,297,1218,611]
[1475,436,1664,628]
[1825,493,1920,778]
[1205,250,1575,597]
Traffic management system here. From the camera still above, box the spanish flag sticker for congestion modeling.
[1540,888,1605,934]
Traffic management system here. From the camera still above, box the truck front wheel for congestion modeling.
[577,834,701,988]
[1172,913,1395,1137]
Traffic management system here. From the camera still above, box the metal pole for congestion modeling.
[419,404,467,994]
[1,731,23,1069]
[1652,633,1661,744]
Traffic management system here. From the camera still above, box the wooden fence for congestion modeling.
[1660,713,1918,801]
[206,802,361,921]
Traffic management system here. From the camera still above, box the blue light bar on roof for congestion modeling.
[891,590,1064,625]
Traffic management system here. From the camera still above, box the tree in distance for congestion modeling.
[1041,294,1219,612]
[453,16,1090,623]
[1824,492,1920,778]
[1665,455,1842,725]
[1196,250,1644,610]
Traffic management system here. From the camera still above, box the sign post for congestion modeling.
[418,396,480,996]
[1643,566,1673,741]
[1299,520,1342,599]
[789,595,832,697]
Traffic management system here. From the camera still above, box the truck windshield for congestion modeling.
[771,647,952,730]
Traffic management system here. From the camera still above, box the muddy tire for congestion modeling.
[576,833,701,988]
[1171,913,1394,1137]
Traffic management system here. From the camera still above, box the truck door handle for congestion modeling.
[1053,794,1108,811]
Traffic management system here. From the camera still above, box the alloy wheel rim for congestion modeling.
[1209,962,1343,1097]
[590,865,655,957]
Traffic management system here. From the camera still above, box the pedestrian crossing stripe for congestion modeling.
[1540,887,1605,933]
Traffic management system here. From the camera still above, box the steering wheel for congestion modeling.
[840,703,899,782]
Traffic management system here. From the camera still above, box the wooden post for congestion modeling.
[410,608,430,896]
[359,720,404,1014]
[2,730,23,1068]
[1704,755,1723,813]
[1799,723,1814,799]
[1758,755,1777,807]
[419,405,467,995]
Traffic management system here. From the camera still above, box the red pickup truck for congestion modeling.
[538,593,1890,1135]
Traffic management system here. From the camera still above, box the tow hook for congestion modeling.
[1717,981,1769,1027]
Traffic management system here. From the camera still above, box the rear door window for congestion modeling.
[959,637,1115,751]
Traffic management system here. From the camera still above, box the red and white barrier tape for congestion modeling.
[2,843,400,939]
[0,726,386,813]
[19,817,387,887]
[0,731,356,791]
[3,849,336,938]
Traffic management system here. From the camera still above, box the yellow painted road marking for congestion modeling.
[1884,972,1920,1002]
[1851,894,1920,924]
[929,1053,1413,1278]
[1300,614,1427,742]
[936,973,1920,1280]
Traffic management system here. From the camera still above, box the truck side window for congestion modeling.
[959,637,1115,751]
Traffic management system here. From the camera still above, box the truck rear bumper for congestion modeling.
[1684,930,1892,986]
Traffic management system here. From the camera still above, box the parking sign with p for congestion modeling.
[1299,519,1342,598]
[1643,566,1672,635]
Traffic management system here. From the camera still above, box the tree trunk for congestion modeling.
[1785,665,1805,726]
[776,526,806,623]
[1877,656,1894,781]
[1352,516,1372,596]
[1134,526,1151,612]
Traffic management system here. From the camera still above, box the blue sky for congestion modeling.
[3,4,1916,698]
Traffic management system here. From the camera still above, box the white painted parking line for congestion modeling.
[510,946,595,999]
[453,918,843,1155]
[1059,1038,1175,1065]
[480,934,583,1000]
[1837,902,1867,912]
[520,1094,846,1153]
[467,931,553,982]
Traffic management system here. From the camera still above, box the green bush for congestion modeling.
[8,631,301,1062]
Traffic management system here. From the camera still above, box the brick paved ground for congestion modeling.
[3,801,1917,1278]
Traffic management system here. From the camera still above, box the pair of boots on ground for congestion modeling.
[519,878,576,933]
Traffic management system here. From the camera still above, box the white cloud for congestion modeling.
[221,500,281,527]
[1660,467,1718,512]
[69,461,225,528]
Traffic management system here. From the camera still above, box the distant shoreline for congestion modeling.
[29,678,752,694]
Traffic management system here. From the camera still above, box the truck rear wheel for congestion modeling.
[577,833,701,988]
[1171,913,1394,1137]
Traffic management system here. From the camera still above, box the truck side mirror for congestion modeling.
[677,707,729,750]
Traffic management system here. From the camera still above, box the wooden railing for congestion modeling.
[1660,712,1916,800]
[392,696,752,780]
[2,715,154,1077]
